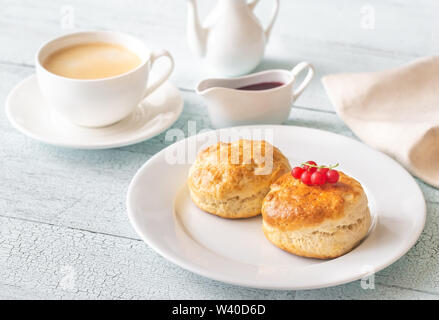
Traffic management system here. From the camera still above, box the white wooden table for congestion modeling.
[1,0,439,299]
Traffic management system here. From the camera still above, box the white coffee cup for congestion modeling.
[36,31,174,127]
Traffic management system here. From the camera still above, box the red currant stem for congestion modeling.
[301,162,339,169]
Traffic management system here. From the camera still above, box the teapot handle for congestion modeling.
[247,0,260,10]
[248,0,280,40]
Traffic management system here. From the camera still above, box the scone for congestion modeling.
[262,171,371,259]
[188,140,291,218]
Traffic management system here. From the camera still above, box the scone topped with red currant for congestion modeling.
[261,161,371,259]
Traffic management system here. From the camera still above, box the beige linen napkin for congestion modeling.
[322,56,439,188]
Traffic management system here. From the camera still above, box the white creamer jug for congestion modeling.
[196,62,314,128]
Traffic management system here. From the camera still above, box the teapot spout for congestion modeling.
[186,0,207,57]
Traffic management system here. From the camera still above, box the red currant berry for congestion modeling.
[301,171,313,185]
[326,169,340,183]
[311,171,327,186]
[303,161,317,173]
[318,167,329,175]
[291,167,305,179]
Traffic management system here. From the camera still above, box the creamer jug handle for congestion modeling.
[291,62,314,100]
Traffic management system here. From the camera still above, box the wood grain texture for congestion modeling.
[1,0,439,299]
[1,203,438,299]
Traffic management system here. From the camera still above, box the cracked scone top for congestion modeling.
[262,171,371,259]
[187,140,291,218]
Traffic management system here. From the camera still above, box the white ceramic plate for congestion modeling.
[127,125,426,290]
[5,75,183,149]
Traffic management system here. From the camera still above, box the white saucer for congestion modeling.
[127,125,426,290]
[5,75,183,149]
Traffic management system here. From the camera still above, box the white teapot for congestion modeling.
[186,0,280,76]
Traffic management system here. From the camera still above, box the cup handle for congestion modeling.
[291,61,314,100]
[142,49,174,99]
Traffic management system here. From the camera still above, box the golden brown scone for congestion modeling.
[188,140,291,218]
[262,171,371,259]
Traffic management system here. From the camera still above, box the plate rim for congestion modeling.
[126,124,427,290]
[5,74,183,150]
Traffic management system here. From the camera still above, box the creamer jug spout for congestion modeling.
[186,0,208,57]
[195,77,233,97]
